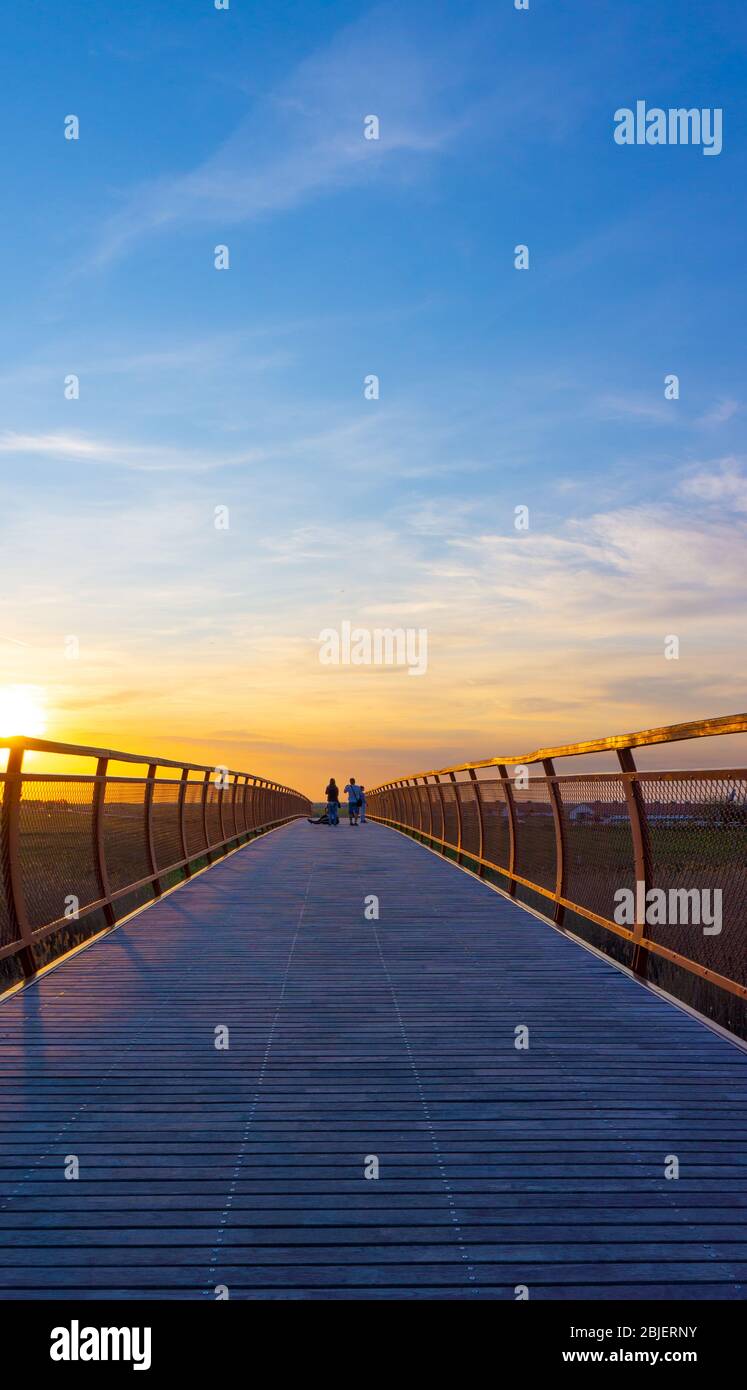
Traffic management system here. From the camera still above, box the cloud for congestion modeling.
[447,499,747,635]
[259,526,338,565]
[679,457,747,512]
[92,11,464,265]
[696,398,740,427]
[3,444,745,788]
[0,430,267,473]
[594,392,676,425]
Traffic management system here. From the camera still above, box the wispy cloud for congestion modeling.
[0,430,267,473]
[679,456,747,511]
[594,392,677,425]
[2,456,744,784]
[0,401,478,481]
[695,398,740,427]
[92,11,464,266]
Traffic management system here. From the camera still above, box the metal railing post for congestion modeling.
[402,781,413,830]
[400,782,409,828]
[178,768,191,877]
[542,757,566,925]
[449,771,463,862]
[144,763,162,897]
[617,747,653,978]
[434,775,447,852]
[401,780,412,829]
[235,774,246,837]
[201,769,212,862]
[422,776,434,841]
[416,778,425,834]
[407,779,420,833]
[498,763,518,896]
[228,774,239,840]
[92,756,116,925]
[217,770,226,846]
[1,746,35,977]
[469,767,486,876]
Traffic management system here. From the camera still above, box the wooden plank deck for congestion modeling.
[0,818,745,1300]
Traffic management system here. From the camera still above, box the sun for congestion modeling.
[0,685,48,738]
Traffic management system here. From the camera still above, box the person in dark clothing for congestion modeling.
[308,779,340,825]
[325,778,340,825]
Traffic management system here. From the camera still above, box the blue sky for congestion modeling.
[1,0,745,790]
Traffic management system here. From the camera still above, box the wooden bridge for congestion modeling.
[1,816,745,1300]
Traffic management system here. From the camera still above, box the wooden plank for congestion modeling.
[0,819,745,1299]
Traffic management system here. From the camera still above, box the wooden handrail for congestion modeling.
[368,712,747,790]
[0,734,300,792]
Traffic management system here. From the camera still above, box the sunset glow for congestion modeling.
[0,3,744,799]
[0,685,47,739]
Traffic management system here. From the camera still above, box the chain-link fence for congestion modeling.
[0,738,310,991]
[367,715,747,1038]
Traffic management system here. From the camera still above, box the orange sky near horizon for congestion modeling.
[1,658,745,798]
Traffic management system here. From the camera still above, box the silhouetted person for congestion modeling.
[325,778,340,825]
[344,777,362,825]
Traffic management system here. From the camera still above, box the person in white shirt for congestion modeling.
[344,778,362,825]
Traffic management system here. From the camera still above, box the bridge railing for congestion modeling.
[0,736,310,988]
[367,714,747,1036]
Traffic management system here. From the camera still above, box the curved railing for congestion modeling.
[367,714,747,1036]
[0,736,310,989]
